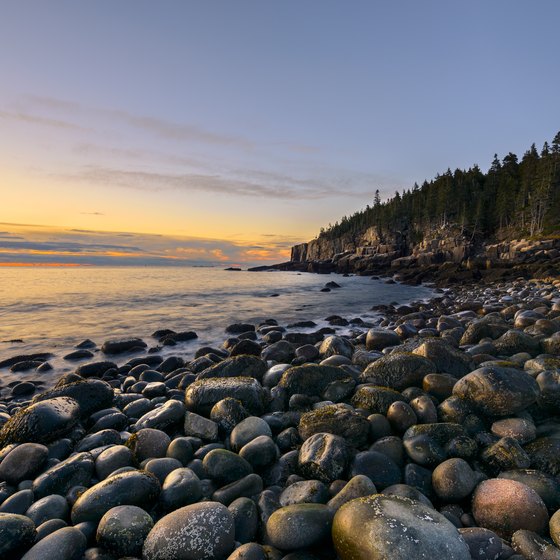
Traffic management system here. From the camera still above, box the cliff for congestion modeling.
[277,224,560,285]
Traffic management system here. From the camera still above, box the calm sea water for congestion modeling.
[0,267,434,390]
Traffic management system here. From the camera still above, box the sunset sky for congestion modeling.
[1,1,559,265]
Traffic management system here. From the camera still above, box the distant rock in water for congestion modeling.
[101,338,147,355]
[224,267,242,271]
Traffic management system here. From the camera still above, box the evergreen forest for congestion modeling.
[318,132,560,242]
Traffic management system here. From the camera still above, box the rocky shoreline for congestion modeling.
[1,278,560,559]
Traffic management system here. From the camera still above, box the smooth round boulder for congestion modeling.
[203,449,252,484]
[32,379,114,419]
[96,505,153,557]
[365,329,400,351]
[142,501,235,560]
[32,451,95,498]
[359,352,435,390]
[21,526,86,560]
[452,366,539,416]
[0,512,36,557]
[266,504,333,551]
[0,398,80,447]
[332,494,471,559]
[71,470,160,524]
[0,443,48,485]
[159,467,202,511]
[230,416,272,452]
[432,459,479,502]
[472,479,549,539]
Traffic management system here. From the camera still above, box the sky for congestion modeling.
[1,1,559,265]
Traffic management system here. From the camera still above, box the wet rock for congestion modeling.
[333,494,470,559]
[184,411,219,441]
[126,428,171,462]
[278,364,351,398]
[143,501,235,560]
[494,329,541,356]
[298,433,351,483]
[71,470,160,524]
[239,435,278,469]
[0,443,48,485]
[230,416,272,452]
[262,341,296,363]
[159,467,202,511]
[458,527,503,560]
[432,458,479,502]
[359,352,435,390]
[349,451,401,490]
[298,404,370,448]
[0,513,36,557]
[327,475,377,512]
[203,449,252,484]
[536,370,560,414]
[228,497,258,544]
[511,529,560,559]
[481,437,531,471]
[453,366,539,416]
[75,361,116,378]
[525,437,560,476]
[101,338,147,355]
[212,473,263,505]
[365,328,400,351]
[21,526,86,560]
[210,398,249,436]
[95,446,134,480]
[34,379,114,418]
[410,338,473,377]
[351,386,404,415]
[0,397,80,447]
[0,489,34,514]
[134,399,185,431]
[197,355,267,382]
[76,430,121,453]
[227,542,266,560]
[185,377,268,416]
[491,417,536,444]
[403,423,466,467]
[319,336,353,359]
[25,494,69,525]
[96,505,153,557]
[472,478,549,539]
[266,504,333,551]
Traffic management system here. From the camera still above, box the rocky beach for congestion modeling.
[1,274,560,559]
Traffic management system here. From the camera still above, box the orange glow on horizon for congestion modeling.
[0,262,85,267]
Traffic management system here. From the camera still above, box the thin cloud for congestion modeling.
[80,212,105,216]
[60,165,373,200]
[0,110,89,131]
[24,95,254,149]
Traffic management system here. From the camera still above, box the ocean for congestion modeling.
[0,266,434,390]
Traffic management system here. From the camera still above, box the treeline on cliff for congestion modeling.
[319,131,560,242]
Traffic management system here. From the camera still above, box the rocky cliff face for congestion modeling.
[282,224,560,283]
